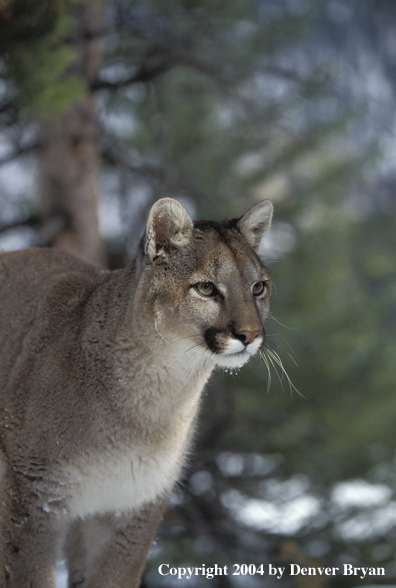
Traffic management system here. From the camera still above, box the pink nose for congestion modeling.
[236,329,262,345]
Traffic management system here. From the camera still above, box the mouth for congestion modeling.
[203,330,264,369]
[212,347,254,369]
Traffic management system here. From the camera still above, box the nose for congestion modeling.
[235,329,263,346]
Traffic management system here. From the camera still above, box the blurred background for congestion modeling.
[1,0,396,586]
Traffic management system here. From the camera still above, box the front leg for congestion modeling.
[0,477,61,588]
[65,498,168,588]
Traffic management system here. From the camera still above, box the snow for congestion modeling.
[55,561,68,588]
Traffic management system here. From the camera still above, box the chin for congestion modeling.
[212,350,254,369]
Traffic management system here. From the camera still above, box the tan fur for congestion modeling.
[0,198,273,588]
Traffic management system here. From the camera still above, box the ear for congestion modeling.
[144,198,193,261]
[237,199,273,254]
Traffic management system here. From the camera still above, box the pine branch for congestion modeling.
[91,62,170,91]
[102,141,209,203]
[0,213,69,248]
[0,215,41,234]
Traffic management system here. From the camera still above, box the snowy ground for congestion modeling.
[55,562,67,588]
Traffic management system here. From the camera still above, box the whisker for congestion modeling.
[154,316,174,349]
[156,340,204,378]
[185,343,203,353]
[278,336,299,363]
[170,335,202,345]
[265,337,298,366]
[259,350,272,393]
[284,351,298,368]
[264,346,305,399]
[268,313,298,331]
[174,347,212,395]
[265,349,284,388]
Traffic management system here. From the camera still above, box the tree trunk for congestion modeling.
[38,0,106,268]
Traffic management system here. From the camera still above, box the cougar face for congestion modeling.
[145,219,272,370]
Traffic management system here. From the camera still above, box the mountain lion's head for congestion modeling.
[134,198,273,370]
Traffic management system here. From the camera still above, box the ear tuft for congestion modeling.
[145,198,193,261]
[237,200,273,254]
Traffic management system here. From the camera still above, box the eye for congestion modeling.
[195,282,216,297]
[252,281,266,296]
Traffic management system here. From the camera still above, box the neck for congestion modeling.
[82,264,214,433]
[114,323,214,425]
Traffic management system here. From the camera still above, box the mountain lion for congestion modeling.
[0,197,273,588]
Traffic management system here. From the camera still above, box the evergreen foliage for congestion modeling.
[0,0,84,117]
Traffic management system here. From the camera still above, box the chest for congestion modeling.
[66,438,186,519]
[65,346,211,519]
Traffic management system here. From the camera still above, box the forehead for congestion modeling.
[192,222,267,281]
